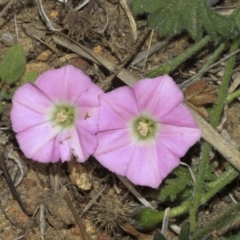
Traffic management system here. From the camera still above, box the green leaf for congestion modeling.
[179,222,190,240]
[0,45,26,84]
[154,230,167,240]
[1,85,16,100]
[132,0,239,41]
[19,71,38,85]
[151,166,193,202]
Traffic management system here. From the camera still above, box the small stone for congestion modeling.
[67,161,92,191]
[37,50,51,62]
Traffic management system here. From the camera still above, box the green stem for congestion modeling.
[191,198,240,240]
[226,89,240,104]
[180,42,225,88]
[131,166,238,229]
[145,35,211,77]
[194,42,225,81]
[189,38,240,232]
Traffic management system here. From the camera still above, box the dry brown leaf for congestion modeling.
[184,80,218,119]
[186,102,210,120]
[190,93,217,106]
[184,80,207,99]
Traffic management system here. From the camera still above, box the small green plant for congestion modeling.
[0,44,28,113]
[132,0,240,41]
[0,44,26,84]
[151,165,216,203]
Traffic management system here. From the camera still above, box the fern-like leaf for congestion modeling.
[151,166,193,202]
[132,0,240,41]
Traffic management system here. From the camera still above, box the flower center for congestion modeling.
[56,111,68,123]
[137,121,149,136]
[52,104,77,128]
[131,115,159,141]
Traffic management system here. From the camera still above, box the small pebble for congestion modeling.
[0,32,17,46]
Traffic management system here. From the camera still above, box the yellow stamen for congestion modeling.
[53,111,68,126]
[137,121,149,136]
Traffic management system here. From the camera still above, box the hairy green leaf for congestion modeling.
[1,85,16,100]
[151,167,193,202]
[132,0,240,41]
[179,222,190,240]
[20,71,38,85]
[151,165,216,202]
[0,45,26,84]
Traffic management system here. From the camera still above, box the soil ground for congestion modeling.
[0,0,240,239]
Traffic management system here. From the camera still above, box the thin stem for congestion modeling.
[226,88,240,104]
[180,42,225,89]
[145,35,211,77]
[191,198,240,240]
[189,38,240,232]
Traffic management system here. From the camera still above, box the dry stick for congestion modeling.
[182,48,240,88]
[142,29,154,72]
[0,0,15,18]
[0,152,33,216]
[119,0,138,40]
[117,175,153,208]
[53,37,240,175]
[188,106,240,171]
[53,36,139,87]
[62,187,90,240]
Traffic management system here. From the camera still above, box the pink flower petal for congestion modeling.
[75,82,103,107]
[76,126,98,161]
[97,96,128,131]
[12,83,53,113]
[94,144,134,176]
[94,128,135,175]
[95,135,179,188]
[156,142,180,180]
[35,65,94,103]
[158,124,201,157]
[125,142,162,188]
[53,128,85,162]
[16,122,60,162]
[52,126,98,162]
[133,76,183,118]
[76,106,100,134]
[32,140,58,163]
[11,102,50,132]
[160,103,199,128]
[94,128,132,156]
[97,87,139,131]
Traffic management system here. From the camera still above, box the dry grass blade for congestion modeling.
[53,36,139,86]
[0,0,15,18]
[188,106,240,171]
[62,187,90,240]
[119,0,138,40]
[117,175,153,208]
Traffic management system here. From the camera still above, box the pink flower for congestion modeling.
[10,65,103,163]
[94,76,201,188]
